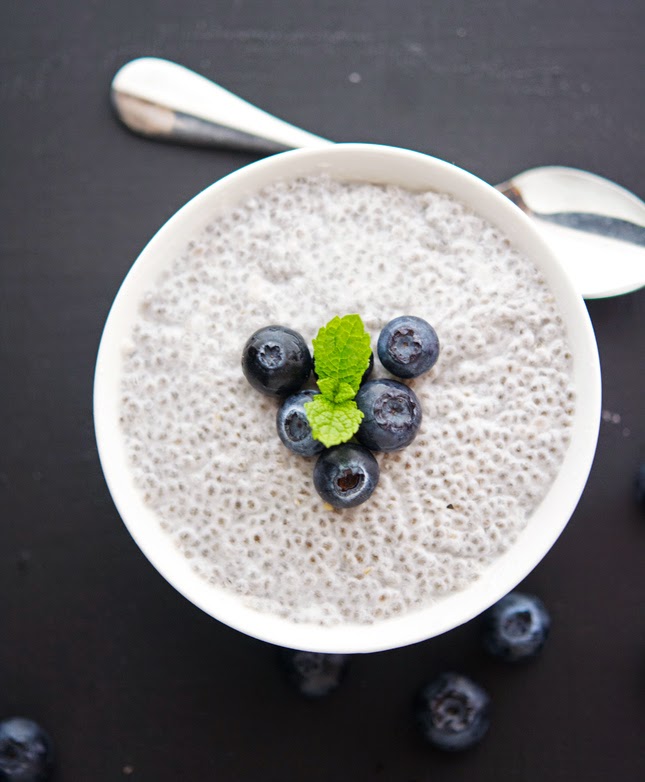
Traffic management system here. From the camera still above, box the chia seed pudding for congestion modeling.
[119,175,575,625]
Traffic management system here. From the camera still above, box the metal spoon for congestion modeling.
[111,57,645,299]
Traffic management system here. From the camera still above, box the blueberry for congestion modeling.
[482,592,551,662]
[0,717,53,782]
[378,316,439,378]
[355,379,422,452]
[242,325,312,397]
[635,463,645,510]
[276,391,324,457]
[313,443,379,509]
[279,648,350,697]
[415,673,490,752]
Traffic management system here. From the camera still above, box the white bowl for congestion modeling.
[94,144,601,653]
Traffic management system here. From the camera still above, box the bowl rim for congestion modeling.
[94,143,601,653]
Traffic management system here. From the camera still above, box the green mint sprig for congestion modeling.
[304,314,371,447]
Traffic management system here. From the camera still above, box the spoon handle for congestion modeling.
[111,59,645,253]
[111,57,333,154]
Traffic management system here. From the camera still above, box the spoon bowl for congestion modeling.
[111,57,645,299]
[497,166,645,298]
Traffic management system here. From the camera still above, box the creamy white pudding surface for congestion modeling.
[119,176,575,625]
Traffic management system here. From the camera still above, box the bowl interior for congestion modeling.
[94,144,600,653]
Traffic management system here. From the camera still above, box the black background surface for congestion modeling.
[1,2,644,780]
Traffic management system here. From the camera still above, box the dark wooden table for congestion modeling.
[1,2,644,779]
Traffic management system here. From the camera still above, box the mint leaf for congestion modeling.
[316,377,338,399]
[317,378,357,404]
[304,396,364,448]
[332,381,357,404]
[305,315,371,447]
[312,315,371,396]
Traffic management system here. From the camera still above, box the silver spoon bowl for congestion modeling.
[111,57,645,299]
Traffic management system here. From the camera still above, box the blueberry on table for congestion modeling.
[279,648,350,697]
[355,378,422,452]
[377,316,440,378]
[242,325,312,397]
[276,390,325,457]
[0,717,53,782]
[313,443,379,509]
[415,672,490,752]
[482,592,551,662]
